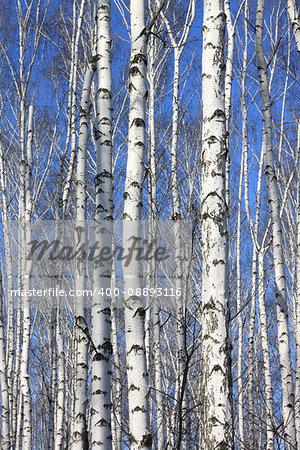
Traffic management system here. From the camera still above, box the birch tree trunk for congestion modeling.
[49,308,57,449]
[91,0,113,447]
[241,5,264,439]
[287,0,300,52]
[0,145,13,449]
[160,6,195,445]
[0,270,10,449]
[54,309,66,449]
[122,0,151,447]
[62,0,86,214]
[147,31,165,450]
[13,0,47,440]
[72,61,96,450]
[224,0,234,219]
[236,142,244,448]
[19,104,34,449]
[257,250,274,449]
[295,121,300,448]
[16,6,28,445]
[111,303,122,450]
[255,1,296,447]
[201,0,232,447]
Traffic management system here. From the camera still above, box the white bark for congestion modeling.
[62,0,86,214]
[153,305,164,448]
[111,243,122,450]
[72,61,96,450]
[16,10,27,444]
[161,0,195,219]
[255,1,296,447]
[147,32,165,450]
[0,145,13,449]
[49,307,57,449]
[236,142,244,448]
[14,0,46,439]
[224,0,234,215]
[111,304,122,450]
[0,271,10,449]
[247,251,257,445]
[54,310,65,449]
[287,0,300,52]
[241,5,264,438]
[161,5,195,446]
[91,0,113,447]
[257,251,274,449]
[201,0,232,447]
[296,121,300,449]
[122,0,151,447]
[19,104,34,449]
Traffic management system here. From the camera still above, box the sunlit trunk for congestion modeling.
[201,0,232,447]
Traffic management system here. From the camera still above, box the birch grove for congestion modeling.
[255,1,296,446]
[0,0,300,448]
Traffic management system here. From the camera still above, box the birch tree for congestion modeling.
[287,0,300,52]
[90,0,113,447]
[62,0,86,214]
[122,0,151,447]
[255,1,296,447]
[0,272,10,449]
[0,142,13,450]
[146,18,165,448]
[72,61,96,450]
[54,309,66,449]
[201,0,232,448]
[287,3,300,446]
[19,104,34,449]
[257,248,274,449]
[1,0,300,446]
[295,121,300,449]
